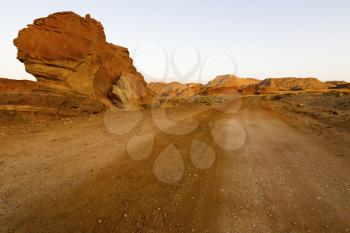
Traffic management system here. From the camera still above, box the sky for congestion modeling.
[0,0,349,83]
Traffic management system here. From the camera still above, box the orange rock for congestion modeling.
[148,82,203,97]
[257,77,332,92]
[13,11,147,108]
[202,75,260,96]
[0,78,39,92]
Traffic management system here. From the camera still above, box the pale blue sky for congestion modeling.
[0,0,349,83]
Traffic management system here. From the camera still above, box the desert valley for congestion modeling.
[0,11,349,233]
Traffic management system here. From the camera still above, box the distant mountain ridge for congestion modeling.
[148,75,348,98]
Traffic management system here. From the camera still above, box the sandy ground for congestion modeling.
[260,92,350,156]
[0,96,349,233]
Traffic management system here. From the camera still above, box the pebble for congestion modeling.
[97,219,102,224]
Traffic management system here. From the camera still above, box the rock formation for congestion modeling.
[326,81,349,89]
[13,11,148,108]
[0,78,105,121]
[109,72,149,109]
[148,82,203,98]
[148,75,260,98]
[205,75,260,89]
[326,81,348,86]
[201,75,260,95]
[240,77,335,94]
[258,77,332,91]
[0,78,39,92]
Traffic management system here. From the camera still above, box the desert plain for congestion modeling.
[0,12,349,233]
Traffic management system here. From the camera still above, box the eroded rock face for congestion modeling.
[109,72,149,109]
[240,77,335,94]
[148,75,260,98]
[0,78,39,92]
[13,11,147,107]
[257,77,332,92]
[0,78,105,121]
[201,75,260,95]
[148,82,203,98]
[326,81,349,89]
[205,75,260,89]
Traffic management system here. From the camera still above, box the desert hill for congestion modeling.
[148,82,203,97]
[326,81,350,89]
[257,77,333,91]
[205,74,260,88]
[148,75,260,98]
[148,75,338,98]
[240,77,336,94]
[201,74,260,95]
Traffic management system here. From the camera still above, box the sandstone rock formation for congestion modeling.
[326,81,348,86]
[240,77,334,94]
[0,78,39,92]
[326,81,349,89]
[13,11,148,108]
[201,75,260,95]
[148,82,203,98]
[109,72,149,109]
[148,75,260,98]
[0,78,105,121]
[205,75,260,89]
[258,77,332,91]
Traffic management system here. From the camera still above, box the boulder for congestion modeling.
[13,11,147,108]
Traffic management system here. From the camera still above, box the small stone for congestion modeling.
[98,219,102,224]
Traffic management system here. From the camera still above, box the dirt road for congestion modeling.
[0,97,349,233]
